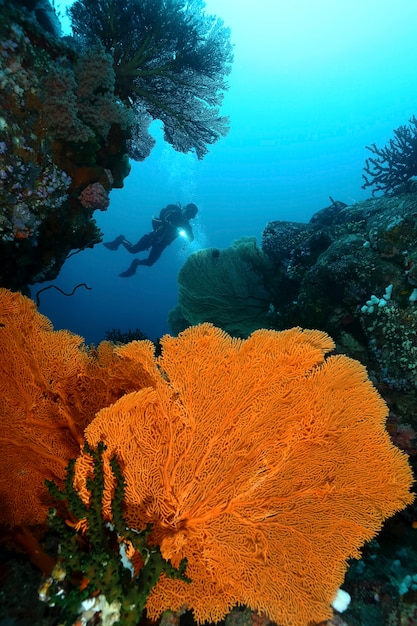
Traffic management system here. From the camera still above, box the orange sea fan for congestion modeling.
[0,289,91,527]
[74,323,414,626]
[0,289,155,529]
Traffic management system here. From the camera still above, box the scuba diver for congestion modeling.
[104,202,198,277]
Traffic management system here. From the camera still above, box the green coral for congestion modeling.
[104,327,148,344]
[169,237,282,337]
[44,443,188,625]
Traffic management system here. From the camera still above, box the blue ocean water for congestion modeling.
[33,0,417,344]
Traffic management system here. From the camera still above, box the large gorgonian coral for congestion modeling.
[68,0,233,159]
[169,237,282,337]
[73,323,414,626]
[0,289,156,529]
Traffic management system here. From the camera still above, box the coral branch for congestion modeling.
[362,115,417,195]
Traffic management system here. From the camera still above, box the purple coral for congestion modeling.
[79,182,110,210]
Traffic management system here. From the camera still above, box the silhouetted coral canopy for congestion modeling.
[68,0,233,159]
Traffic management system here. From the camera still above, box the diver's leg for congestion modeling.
[122,232,154,254]
[103,234,125,250]
[119,259,141,277]
[135,244,164,266]
[119,243,165,274]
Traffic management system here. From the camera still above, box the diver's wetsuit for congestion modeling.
[104,203,197,276]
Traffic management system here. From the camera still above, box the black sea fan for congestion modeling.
[68,0,233,160]
[362,115,417,196]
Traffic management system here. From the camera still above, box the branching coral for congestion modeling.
[73,323,414,626]
[68,0,233,159]
[43,443,189,624]
[362,115,417,195]
[1,289,414,624]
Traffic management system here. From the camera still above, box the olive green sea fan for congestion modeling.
[170,237,282,337]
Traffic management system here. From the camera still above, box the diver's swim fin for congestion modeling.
[103,234,125,251]
[119,259,141,277]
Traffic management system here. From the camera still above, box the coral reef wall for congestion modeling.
[0,1,132,291]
